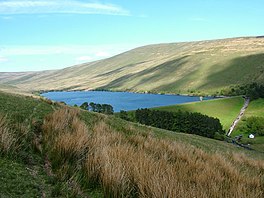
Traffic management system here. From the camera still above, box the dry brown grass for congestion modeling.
[43,108,264,198]
[0,114,19,155]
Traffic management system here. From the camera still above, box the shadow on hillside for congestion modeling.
[99,53,264,93]
[154,68,201,92]
[98,56,190,90]
[95,61,149,78]
[197,53,264,90]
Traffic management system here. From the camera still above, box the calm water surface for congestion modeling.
[42,91,211,112]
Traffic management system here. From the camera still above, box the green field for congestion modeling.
[154,97,264,153]
[244,98,264,117]
[154,97,244,130]
[231,98,264,152]
[1,37,264,95]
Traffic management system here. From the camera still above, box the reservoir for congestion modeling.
[42,91,211,112]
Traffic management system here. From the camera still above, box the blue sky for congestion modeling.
[0,0,263,72]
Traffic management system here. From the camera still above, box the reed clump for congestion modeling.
[0,114,19,155]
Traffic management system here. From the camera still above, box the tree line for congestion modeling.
[76,102,114,115]
[224,83,264,100]
[120,109,225,139]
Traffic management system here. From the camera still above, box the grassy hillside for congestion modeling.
[244,98,264,117]
[0,83,30,95]
[154,97,244,130]
[231,98,264,152]
[0,91,100,197]
[154,97,264,153]
[0,90,264,197]
[1,37,264,95]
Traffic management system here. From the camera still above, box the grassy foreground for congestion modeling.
[1,91,264,197]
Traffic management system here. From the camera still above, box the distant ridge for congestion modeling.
[1,37,264,95]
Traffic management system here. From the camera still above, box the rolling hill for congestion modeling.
[1,37,264,95]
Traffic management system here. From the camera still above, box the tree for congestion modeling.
[89,102,96,112]
[80,102,89,110]
[244,117,264,136]
[102,104,114,115]
[95,103,102,113]
[119,110,129,120]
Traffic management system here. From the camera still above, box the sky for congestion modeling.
[0,0,263,72]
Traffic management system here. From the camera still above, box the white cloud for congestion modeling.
[95,51,110,57]
[0,0,130,16]
[0,56,9,62]
[76,56,92,62]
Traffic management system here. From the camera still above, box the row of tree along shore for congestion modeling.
[77,102,114,115]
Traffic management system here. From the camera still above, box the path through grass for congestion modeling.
[154,96,244,130]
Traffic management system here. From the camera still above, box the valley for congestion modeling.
[1,37,264,198]
[1,37,264,95]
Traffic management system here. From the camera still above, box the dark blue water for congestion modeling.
[42,91,211,112]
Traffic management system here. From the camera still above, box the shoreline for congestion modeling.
[37,88,227,98]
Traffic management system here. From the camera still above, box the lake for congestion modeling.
[42,91,211,112]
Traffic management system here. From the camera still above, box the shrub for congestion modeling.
[243,117,264,136]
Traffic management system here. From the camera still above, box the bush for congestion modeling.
[243,117,264,136]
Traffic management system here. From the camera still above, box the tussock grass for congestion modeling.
[0,115,18,155]
[43,108,89,168]
[43,107,264,197]
[42,107,93,196]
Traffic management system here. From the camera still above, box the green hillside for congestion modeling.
[231,98,264,152]
[154,97,244,130]
[154,97,264,153]
[244,98,264,117]
[1,37,264,95]
[1,91,264,197]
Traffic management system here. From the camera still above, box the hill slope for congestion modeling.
[1,90,264,197]
[1,37,264,94]
[154,97,244,130]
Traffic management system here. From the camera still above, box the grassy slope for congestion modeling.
[244,98,264,117]
[231,98,264,152]
[1,37,264,94]
[154,97,244,130]
[0,91,97,197]
[103,115,264,159]
[154,97,264,153]
[0,83,31,96]
[0,91,264,197]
